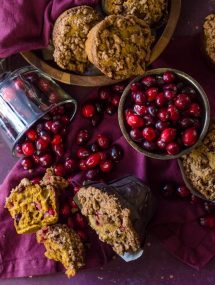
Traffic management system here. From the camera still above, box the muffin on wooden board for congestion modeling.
[52,6,101,73]
[37,224,85,277]
[203,14,215,65]
[85,15,154,80]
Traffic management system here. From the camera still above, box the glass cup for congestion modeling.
[0,66,77,156]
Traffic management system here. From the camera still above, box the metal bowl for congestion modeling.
[20,0,181,87]
[118,68,211,160]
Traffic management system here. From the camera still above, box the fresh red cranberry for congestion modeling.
[100,160,113,173]
[86,153,101,169]
[15,144,23,155]
[77,147,91,159]
[155,121,170,131]
[39,153,53,167]
[36,123,44,133]
[26,129,37,141]
[32,154,40,164]
[75,213,87,229]
[82,103,96,118]
[67,217,75,229]
[157,108,169,122]
[94,100,105,114]
[79,159,88,171]
[89,143,100,153]
[85,168,99,180]
[142,141,157,151]
[125,108,134,118]
[110,144,123,162]
[166,142,180,155]
[21,157,33,170]
[126,114,145,128]
[174,94,191,110]
[142,127,157,142]
[60,115,70,125]
[130,128,143,142]
[97,134,111,149]
[37,78,50,92]
[31,177,41,184]
[134,105,147,116]
[106,103,116,115]
[182,127,198,146]
[161,128,177,143]
[142,76,156,87]
[99,87,111,101]
[143,114,155,126]
[51,121,61,134]
[111,94,121,106]
[52,144,64,157]
[60,204,71,216]
[77,230,88,242]
[163,83,177,92]
[167,105,180,121]
[54,163,65,177]
[91,113,103,127]
[112,83,125,93]
[155,92,167,107]
[157,139,166,150]
[76,129,90,146]
[192,119,202,129]
[163,71,175,83]
[188,103,202,117]
[164,90,176,100]
[22,142,35,156]
[44,121,53,131]
[49,92,59,104]
[64,158,77,172]
[161,183,175,197]
[179,117,195,129]
[36,138,49,151]
[132,91,146,105]
[200,216,215,228]
[14,78,25,90]
[176,185,190,198]
[130,82,142,92]
[69,198,78,209]
[51,134,62,145]
[147,104,158,117]
[39,130,52,143]
[146,87,158,101]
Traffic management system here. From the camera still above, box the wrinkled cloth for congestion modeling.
[0,0,98,58]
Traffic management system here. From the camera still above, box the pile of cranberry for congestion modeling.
[125,71,203,156]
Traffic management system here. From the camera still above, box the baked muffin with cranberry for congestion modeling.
[53,6,101,73]
[203,14,215,65]
[85,15,154,79]
[37,224,85,277]
[77,186,141,255]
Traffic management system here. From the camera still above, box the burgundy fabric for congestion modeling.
[0,0,98,58]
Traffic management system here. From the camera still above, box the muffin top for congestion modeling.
[203,13,215,63]
[52,6,101,73]
[86,15,154,79]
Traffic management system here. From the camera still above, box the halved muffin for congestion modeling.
[52,6,101,73]
[37,224,85,277]
[203,14,215,64]
[77,186,141,255]
[85,15,154,79]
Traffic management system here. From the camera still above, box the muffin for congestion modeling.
[77,186,141,255]
[102,0,167,26]
[37,224,85,277]
[85,15,154,79]
[52,6,101,73]
[5,178,58,234]
[181,124,215,200]
[203,14,215,65]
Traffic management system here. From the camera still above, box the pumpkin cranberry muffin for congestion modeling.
[181,124,215,200]
[102,0,167,26]
[203,14,215,64]
[37,224,85,278]
[52,6,101,73]
[85,15,154,79]
[77,186,141,255]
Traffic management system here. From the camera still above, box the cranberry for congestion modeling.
[79,159,88,171]
[85,168,99,180]
[82,103,96,118]
[64,158,77,172]
[67,217,75,229]
[106,103,116,115]
[147,104,158,117]
[130,82,142,92]
[163,71,175,83]
[99,87,111,101]
[166,142,180,155]
[69,198,78,209]
[2,86,15,101]
[142,127,157,142]
[49,92,59,104]
[125,109,134,118]
[156,92,167,107]
[77,230,88,242]
[86,153,101,169]
[94,100,105,114]
[54,163,65,177]
[91,113,103,127]
[38,78,50,92]
[167,105,180,121]
[110,144,123,162]
[39,130,52,143]
[21,157,33,170]
[76,129,90,146]
[130,129,143,142]
[89,143,100,153]
[161,183,175,197]
[133,91,146,105]
[164,90,176,100]
[142,141,157,151]
[36,123,44,133]
[161,128,177,143]
[200,216,215,228]
[75,213,87,229]
[175,94,191,110]
[51,121,62,134]
[15,144,23,155]
[112,83,125,93]
[26,129,37,141]
[192,119,202,129]
[32,154,40,164]
[143,115,155,126]
[126,114,144,128]
[163,84,177,92]
[179,117,195,129]
[142,76,156,87]
[111,94,121,106]
[157,139,166,150]
[14,78,25,90]
[146,87,158,101]
[22,142,35,156]
[77,147,91,159]
[52,144,64,157]
[44,121,53,131]
[74,186,80,194]
[97,134,110,149]
[134,105,147,116]
[188,103,201,117]
[157,108,169,122]
[39,153,53,167]
[155,121,170,131]
[176,185,190,198]
[31,177,41,184]
[100,160,113,173]
[155,76,165,86]
[60,204,71,217]
[36,138,49,151]
[182,127,198,146]
[52,134,62,145]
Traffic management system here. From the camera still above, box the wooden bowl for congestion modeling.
[20,0,181,87]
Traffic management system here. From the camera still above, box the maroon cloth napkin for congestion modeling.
[0,0,98,58]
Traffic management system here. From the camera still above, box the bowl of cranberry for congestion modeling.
[118,68,210,159]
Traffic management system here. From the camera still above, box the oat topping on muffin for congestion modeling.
[203,14,215,63]
[52,6,101,73]
[77,186,141,255]
[85,15,154,80]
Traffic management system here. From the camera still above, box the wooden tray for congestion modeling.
[20,0,181,87]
